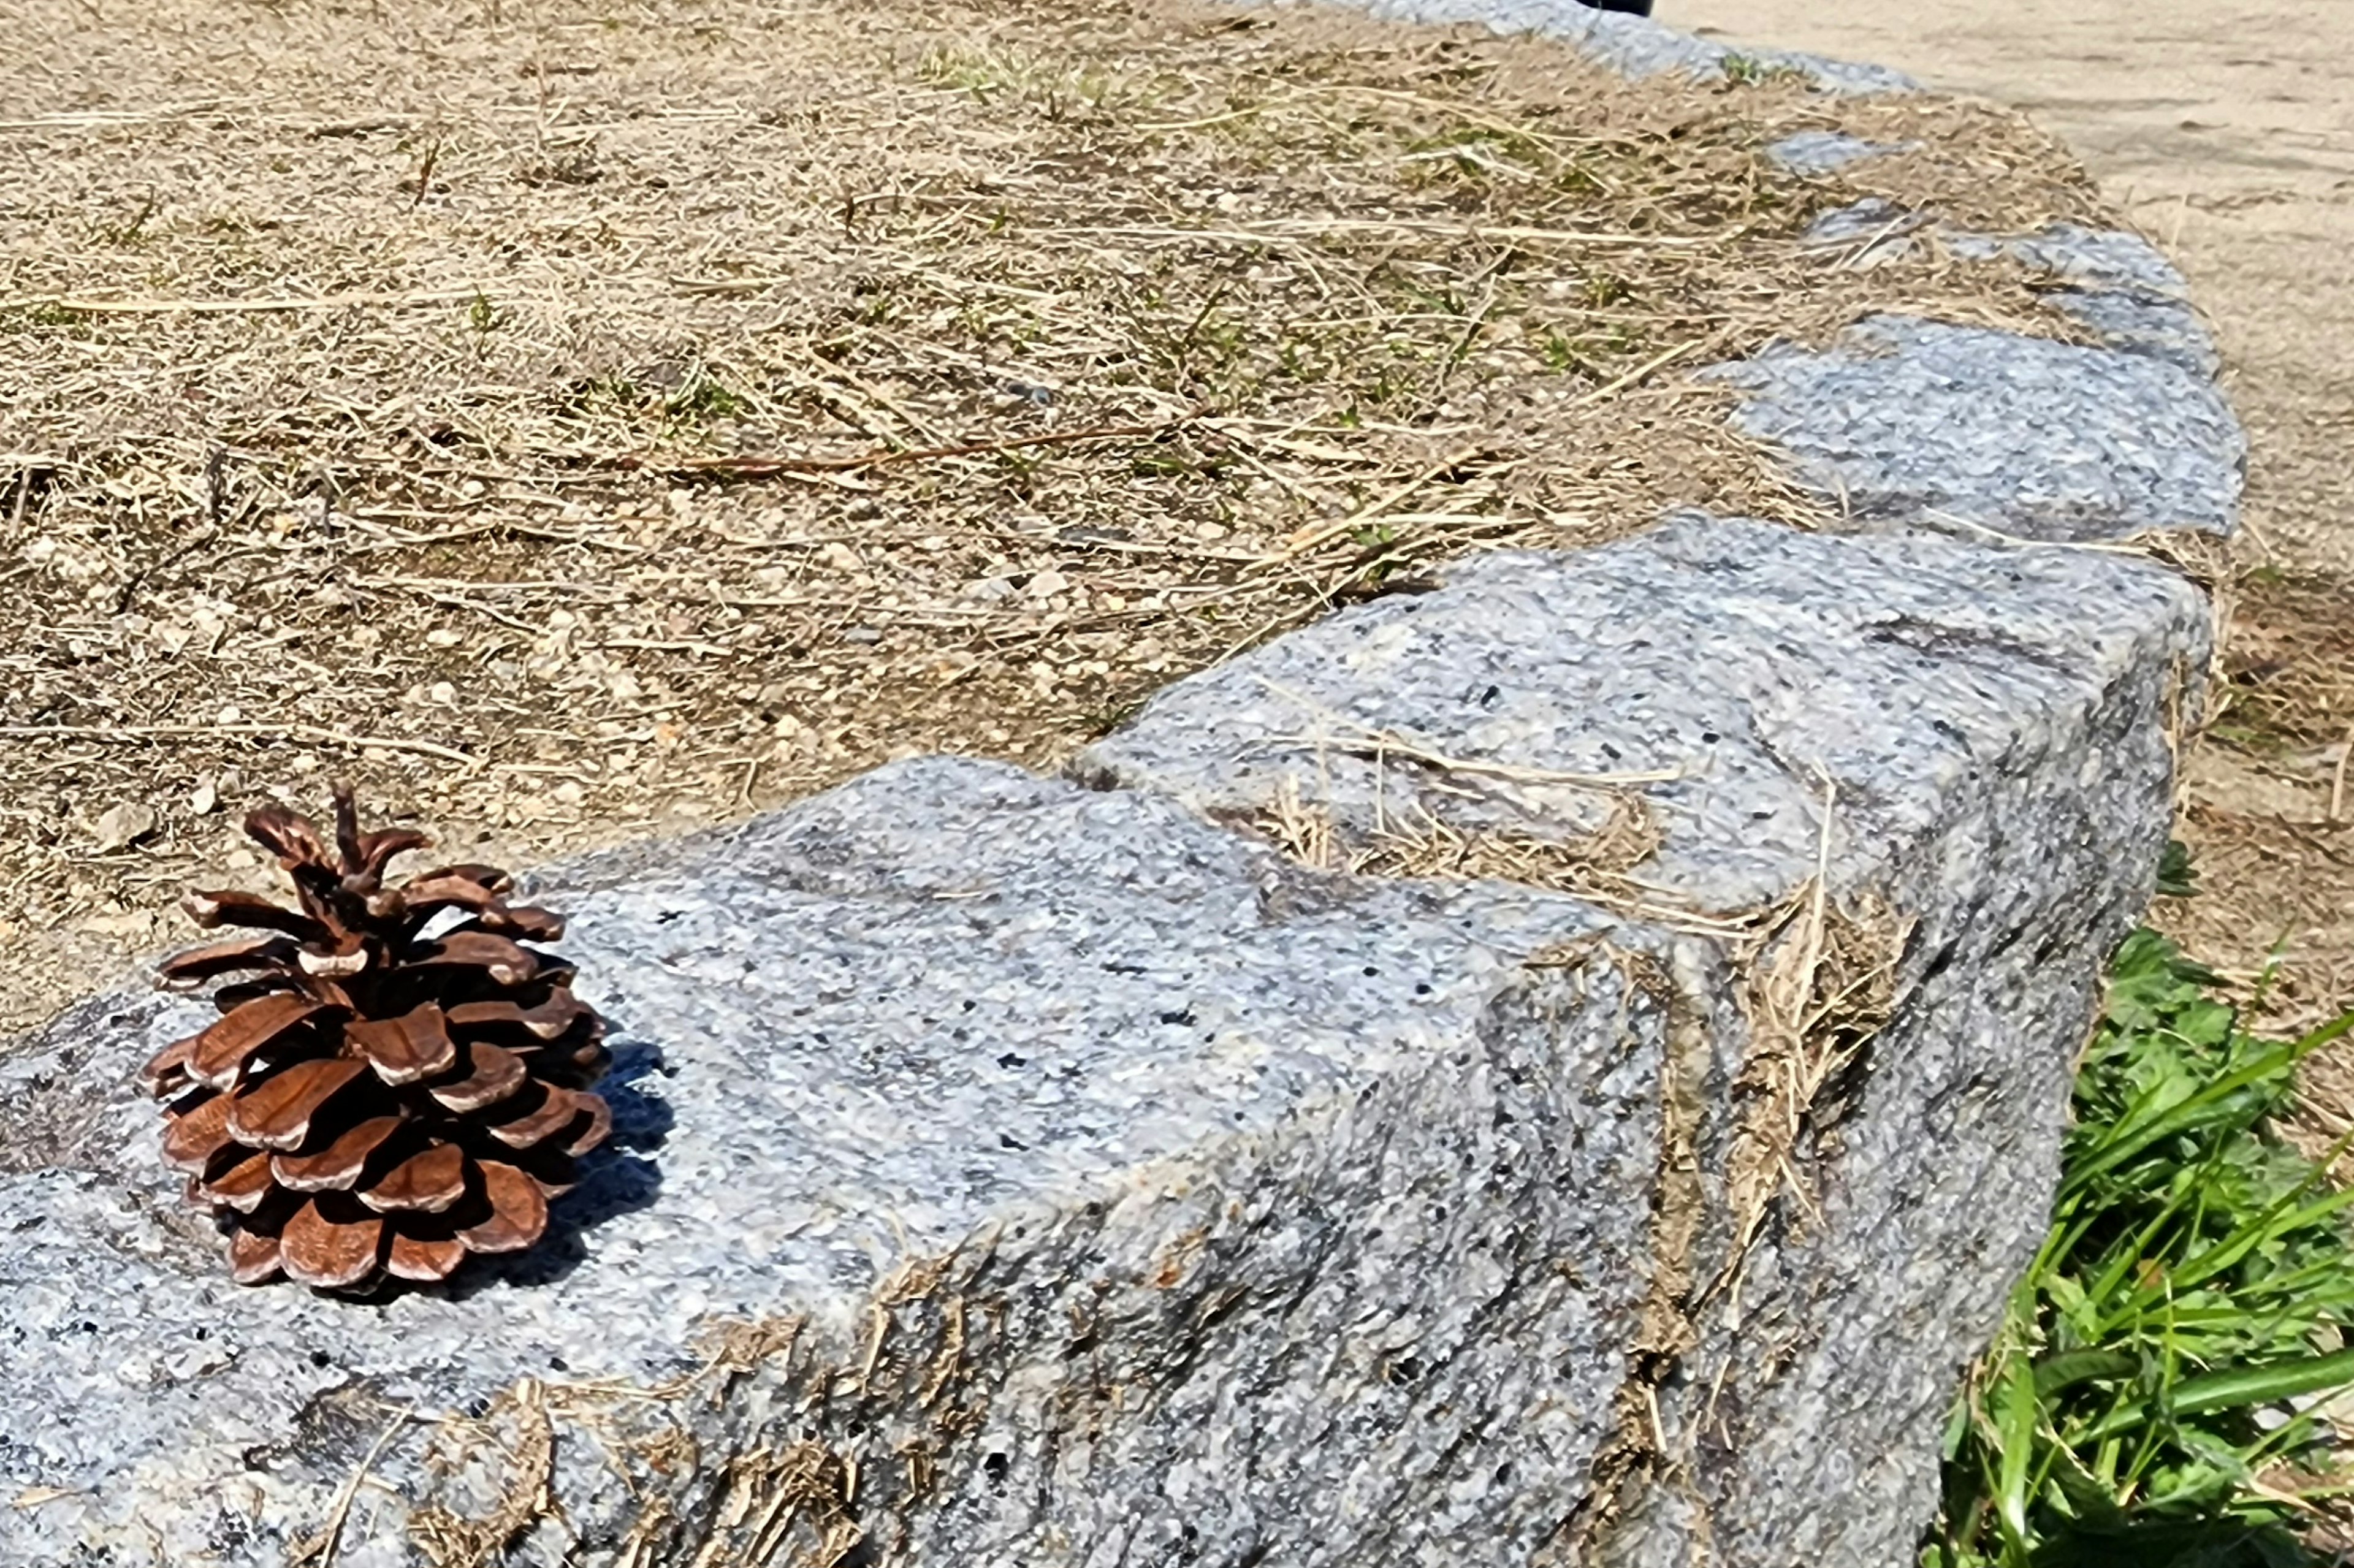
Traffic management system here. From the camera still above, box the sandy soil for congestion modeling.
[1671,0,2354,1041]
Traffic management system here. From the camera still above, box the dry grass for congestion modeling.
[2207,567,2354,767]
[2160,563,2354,1030]
[0,0,2106,1035]
[1259,776,1664,898]
[2157,561,2354,1164]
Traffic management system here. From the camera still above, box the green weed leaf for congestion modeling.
[1927,929,2354,1566]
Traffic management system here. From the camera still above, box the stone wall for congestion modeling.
[0,5,2238,1565]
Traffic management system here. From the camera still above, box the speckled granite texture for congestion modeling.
[1708,314,2244,540]
[1959,222,2222,378]
[2,759,1729,1566]
[1802,202,2223,378]
[1078,514,2208,913]
[0,514,2209,1567]
[1079,514,2211,1564]
[1766,129,1919,175]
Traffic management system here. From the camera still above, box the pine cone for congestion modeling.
[142,786,611,1292]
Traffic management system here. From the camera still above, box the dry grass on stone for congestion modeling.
[1255,769,1668,914]
[1,0,2107,1034]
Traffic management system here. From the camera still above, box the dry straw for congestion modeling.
[1,0,2106,1037]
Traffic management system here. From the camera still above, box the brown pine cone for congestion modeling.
[142,786,611,1292]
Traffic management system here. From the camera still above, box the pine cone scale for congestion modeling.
[271,1114,405,1191]
[181,888,322,939]
[186,992,336,1090]
[197,1147,278,1211]
[159,1091,234,1173]
[296,940,369,979]
[487,1084,591,1150]
[417,864,512,892]
[457,1162,548,1255]
[143,786,611,1293]
[245,805,332,869]
[422,932,539,987]
[560,1090,612,1157]
[281,1198,384,1290]
[228,1227,283,1285]
[158,934,298,989]
[363,1143,470,1213]
[352,829,432,883]
[427,1042,528,1114]
[225,1057,367,1151]
[386,1231,468,1283]
[347,1004,457,1086]
[495,907,566,942]
[397,875,498,914]
[142,1036,196,1097]
[448,994,589,1041]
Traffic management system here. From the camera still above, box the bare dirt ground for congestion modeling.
[0,0,2103,1037]
[1671,2,2354,1070]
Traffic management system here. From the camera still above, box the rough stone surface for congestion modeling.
[1078,514,2206,910]
[1951,221,2220,376]
[1996,223,2196,297]
[1079,512,2212,1564]
[1766,129,1918,175]
[1707,314,2244,540]
[0,758,1721,1566]
[1800,204,2223,376]
[2042,285,2219,377]
[1800,194,1919,249]
[0,514,2213,1567]
[1276,0,1916,93]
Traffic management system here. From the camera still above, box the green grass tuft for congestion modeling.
[1928,931,2354,1567]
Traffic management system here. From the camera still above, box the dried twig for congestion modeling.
[2333,727,2353,826]
[0,287,485,315]
[633,413,1198,479]
[0,723,478,768]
